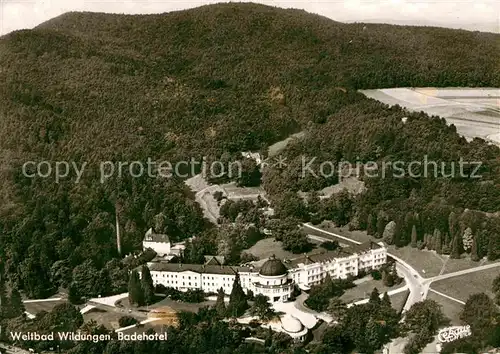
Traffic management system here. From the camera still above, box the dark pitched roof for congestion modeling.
[348,241,383,253]
[147,262,251,275]
[204,255,225,266]
[144,228,170,243]
[284,248,354,268]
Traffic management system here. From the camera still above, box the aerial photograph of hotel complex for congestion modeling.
[0,0,498,353]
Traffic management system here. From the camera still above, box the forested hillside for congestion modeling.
[0,3,499,298]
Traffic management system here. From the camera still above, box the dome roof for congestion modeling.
[259,255,287,276]
[281,315,303,333]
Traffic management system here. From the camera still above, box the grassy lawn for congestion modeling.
[426,291,463,326]
[245,237,322,261]
[304,222,495,280]
[441,256,491,274]
[390,290,410,313]
[430,267,499,302]
[340,278,405,304]
[148,297,215,313]
[24,300,67,315]
[83,308,135,330]
[388,246,444,278]
[308,221,374,244]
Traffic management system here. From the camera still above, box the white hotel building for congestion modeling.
[141,234,387,302]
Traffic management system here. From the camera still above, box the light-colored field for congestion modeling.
[441,256,491,274]
[431,267,499,302]
[185,175,269,224]
[268,131,305,157]
[308,222,373,244]
[390,289,410,313]
[24,300,66,315]
[221,182,267,201]
[340,278,405,304]
[83,308,132,330]
[388,246,445,278]
[245,237,321,262]
[360,87,500,145]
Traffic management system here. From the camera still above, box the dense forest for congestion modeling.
[0,2,498,301]
[263,96,500,260]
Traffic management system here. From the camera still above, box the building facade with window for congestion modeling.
[140,241,387,302]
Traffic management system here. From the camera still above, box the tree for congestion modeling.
[128,270,144,307]
[382,221,396,245]
[492,274,500,294]
[462,227,473,252]
[118,316,138,327]
[365,319,383,352]
[434,229,442,254]
[450,235,462,259]
[227,274,248,317]
[376,211,389,239]
[307,191,321,214]
[460,293,498,334]
[405,300,449,334]
[382,292,391,308]
[367,213,377,236]
[470,237,480,261]
[68,281,83,304]
[44,303,84,332]
[320,240,339,251]
[237,158,261,187]
[5,286,25,319]
[369,287,381,305]
[214,287,226,318]
[410,225,418,248]
[140,265,155,305]
[249,294,276,321]
[371,269,382,280]
[282,229,311,254]
[327,297,347,321]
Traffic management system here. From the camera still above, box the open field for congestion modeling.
[185,175,269,224]
[387,246,444,278]
[441,256,491,274]
[340,278,405,304]
[221,182,267,201]
[427,291,463,325]
[148,297,216,313]
[83,308,134,330]
[268,131,305,157]
[305,222,373,244]
[245,237,322,261]
[390,290,410,313]
[431,267,499,302]
[360,88,500,145]
[24,300,66,315]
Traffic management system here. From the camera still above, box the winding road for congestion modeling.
[303,223,500,311]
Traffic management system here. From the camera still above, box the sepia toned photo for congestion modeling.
[0,1,498,353]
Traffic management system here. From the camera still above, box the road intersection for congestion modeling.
[303,223,500,311]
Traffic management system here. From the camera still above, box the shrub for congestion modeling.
[118,316,138,328]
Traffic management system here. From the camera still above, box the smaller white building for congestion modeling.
[279,314,308,341]
[262,314,308,342]
[142,228,186,258]
[143,228,171,256]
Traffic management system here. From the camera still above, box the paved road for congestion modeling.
[304,223,425,310]
[303,223,500,353]
[303,223,500,309]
